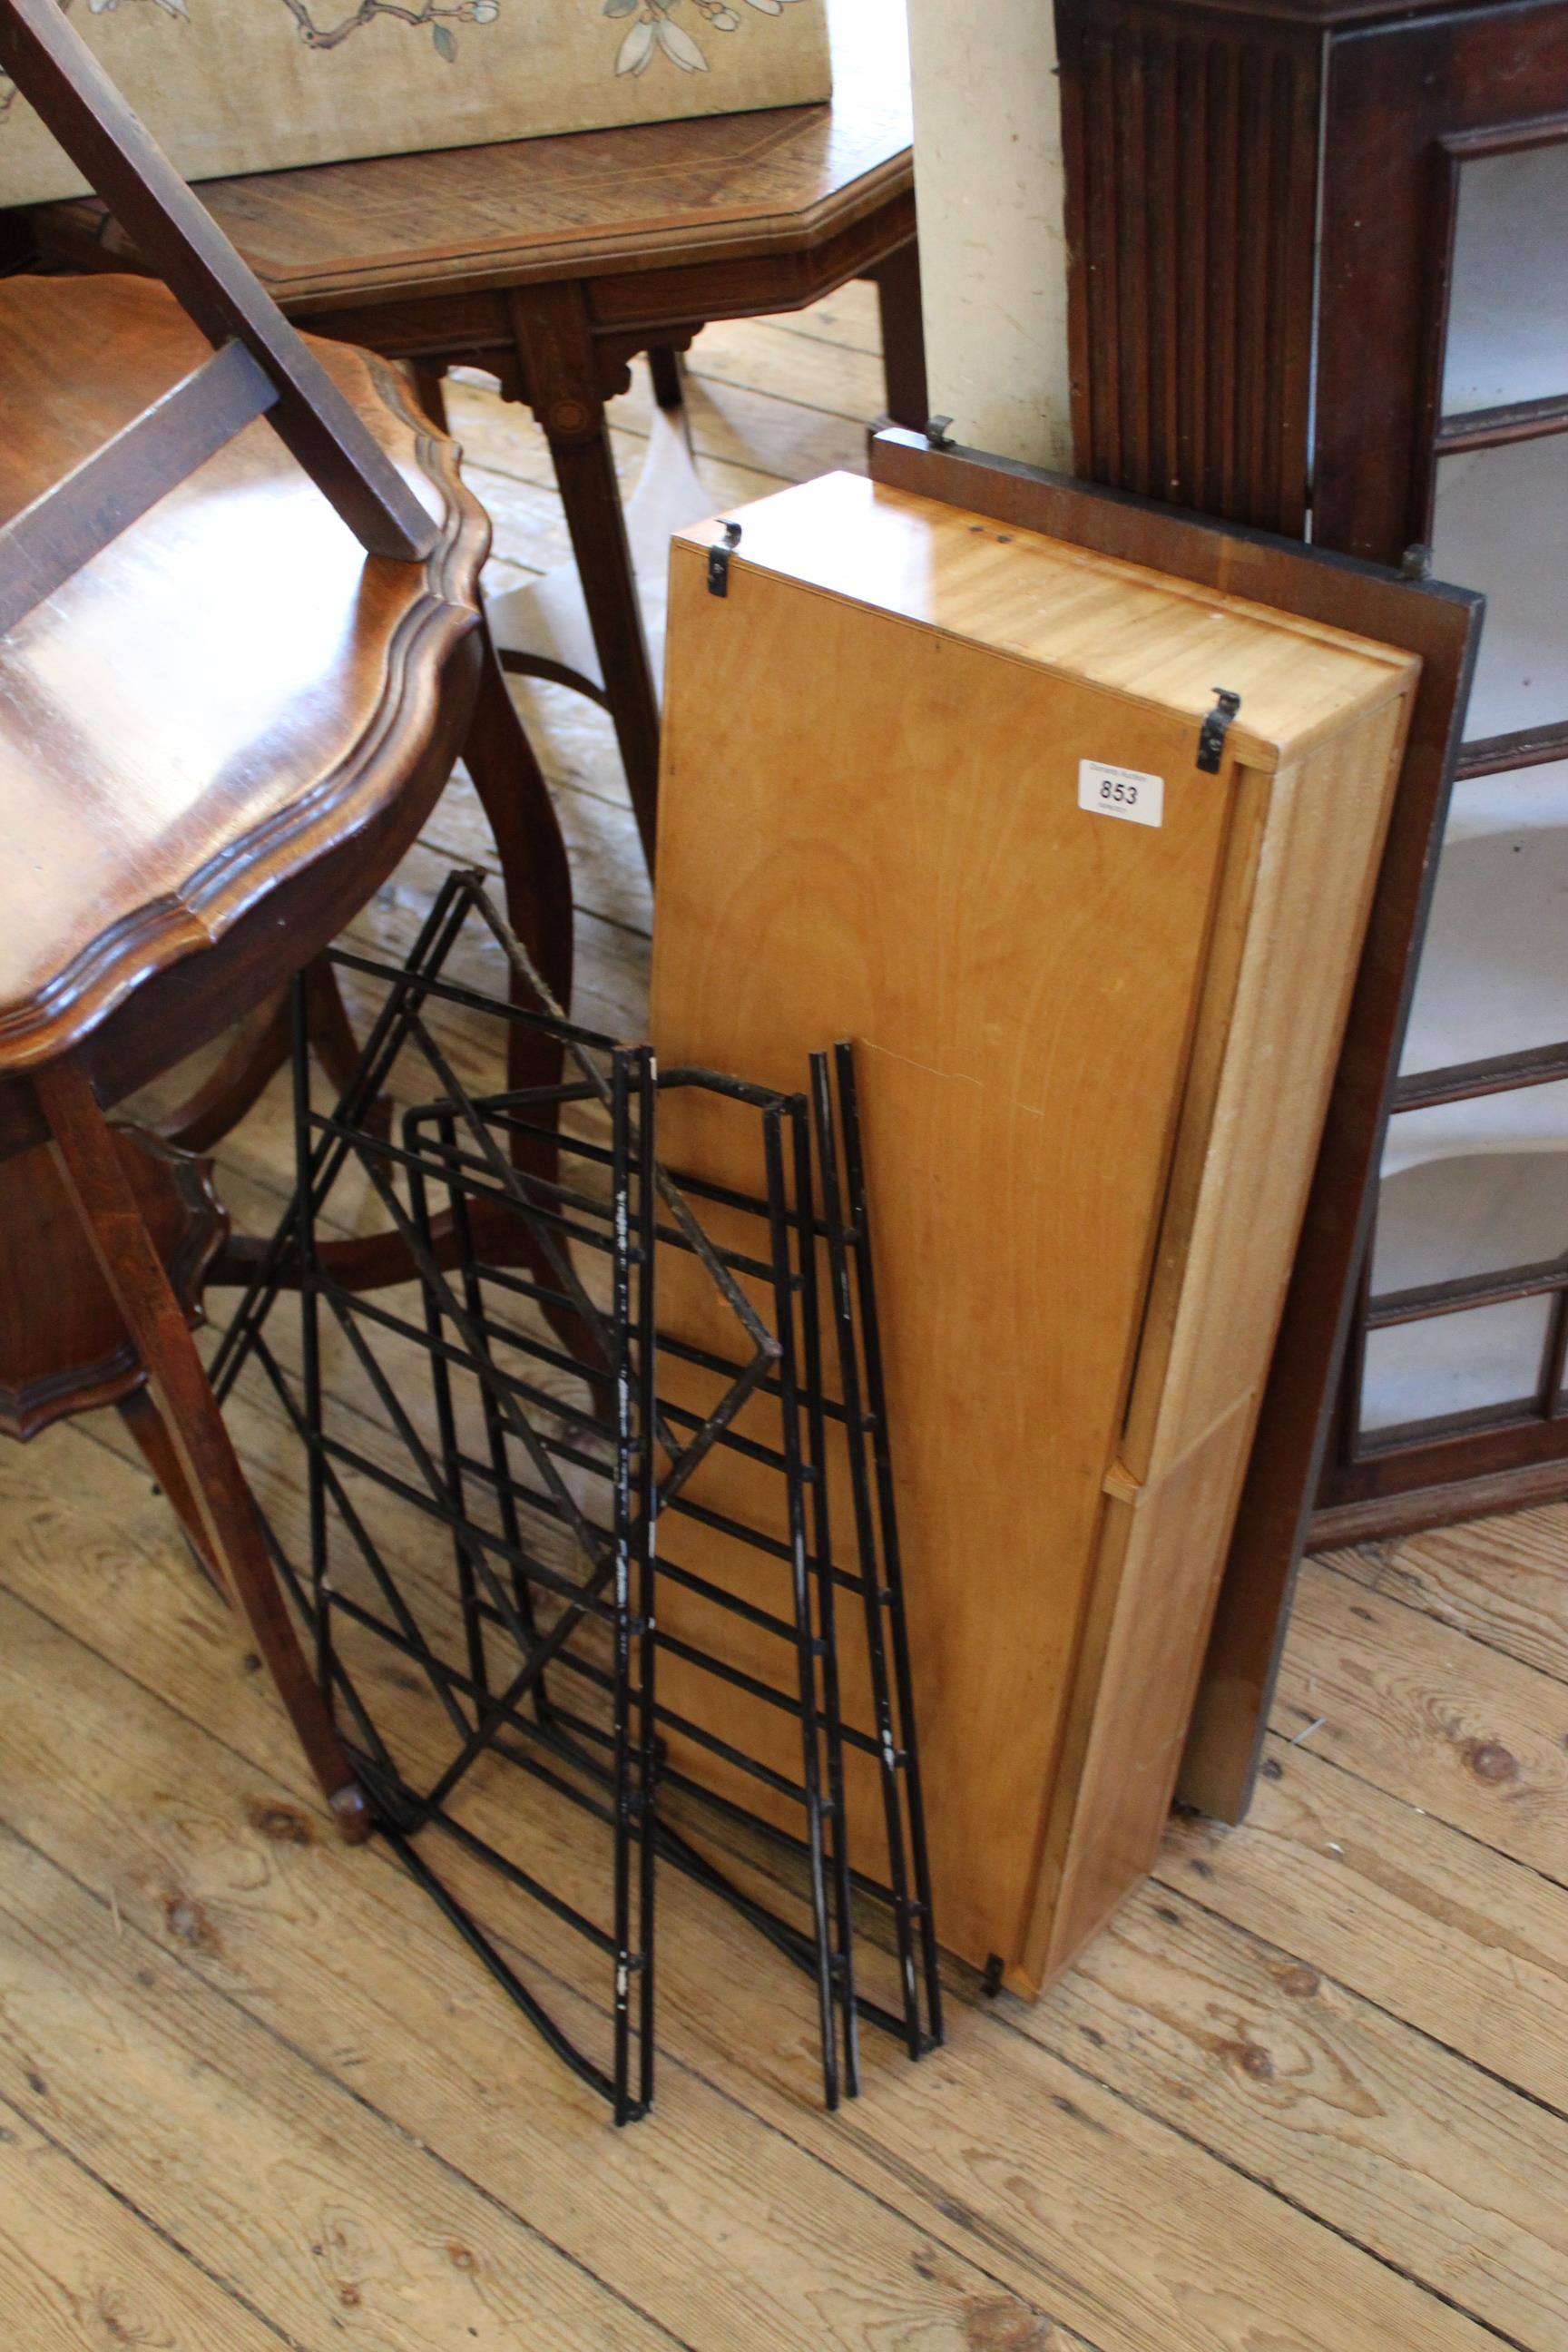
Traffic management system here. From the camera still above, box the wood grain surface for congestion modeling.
[1274,1556,1568,1882]
[31,0,912,313]
[1,297,1559,2352]
[1323,1505,1568,1681]
[0,274,485,1081]
[648,469,1416,1984]
[1027,697,1411,1984]
[1164,1729,1568,2113]
[0,2102,289,2352]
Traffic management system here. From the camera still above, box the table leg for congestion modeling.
[119,1383,225,1599]
[460,616,608,1397]
[410,356,591,933]
[464,611,575,1028]
[38,1055,372,1845]
[647,346,685,412]
[152,959,386,1153]
[412,364,450,432]
[869,240,929,431]
[505,282,661,869]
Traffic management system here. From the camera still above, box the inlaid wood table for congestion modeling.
[33,37,922,868]
[0,271,490,1838]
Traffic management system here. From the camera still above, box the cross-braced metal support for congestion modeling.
[211,869,939,2120]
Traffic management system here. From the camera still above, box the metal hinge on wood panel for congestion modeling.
[1196,688,1242,774]
[708,519,742,596]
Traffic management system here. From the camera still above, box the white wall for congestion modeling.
[902,0,1073,470]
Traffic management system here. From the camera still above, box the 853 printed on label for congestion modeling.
[1077,760,1164,829]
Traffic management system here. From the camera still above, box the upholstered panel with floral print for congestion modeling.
[0,0,830,201]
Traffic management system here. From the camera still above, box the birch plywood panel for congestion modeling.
[1027,699,1412,1985]
[649,474,1416,1984]
[652,534,1235,1975]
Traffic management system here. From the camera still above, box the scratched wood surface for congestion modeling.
[2,290,1564,2352]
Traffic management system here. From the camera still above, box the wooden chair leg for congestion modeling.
[549,418,660,867]
[463,617,611,1406]
[210,643,581,1308]
[38,1056,372,1845]
[412,347,576,1018]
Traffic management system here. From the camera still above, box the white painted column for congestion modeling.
[902,0,1073,470]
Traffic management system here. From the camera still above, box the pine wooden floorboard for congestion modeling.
[4,289,1566,2351]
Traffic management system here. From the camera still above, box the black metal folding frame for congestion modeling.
[209,869,939,2122]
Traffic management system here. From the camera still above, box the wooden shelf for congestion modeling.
[1441,139,1568,420]
[1383,1080,1568,1195]
[1368,1244,1568,1330]
[1447,753,1568,841]
[1362,1150,1568,1433]
[1395,1040,1568,1115]
[1434,434,1568,744]
[1396,819,1568,1107]
[1437,390,1568,454]
[1456,720,1568,779]
[1384,851,1568,1191]
[1361,1307,1553,1436]
[1365,792,1568,1434]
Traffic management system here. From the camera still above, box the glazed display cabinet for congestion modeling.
[1058,0,1568,1543]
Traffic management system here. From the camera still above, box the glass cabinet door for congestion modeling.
[1353,133,1568,1462]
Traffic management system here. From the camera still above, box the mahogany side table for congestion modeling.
[33,46,922,868]
[0,271,489,1837]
